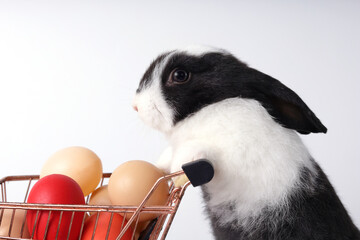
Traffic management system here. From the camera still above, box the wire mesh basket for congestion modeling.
[0,159,214,240]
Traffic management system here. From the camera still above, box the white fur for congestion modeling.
[157,146,173,171]
[163,98,316,227]
[179,44,227,56]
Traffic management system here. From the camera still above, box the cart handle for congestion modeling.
[117,159,214,240]
[182,159,214,187]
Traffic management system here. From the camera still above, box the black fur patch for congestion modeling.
[154,52,327,134]
[202,162,360,239]
[137,52,171,93]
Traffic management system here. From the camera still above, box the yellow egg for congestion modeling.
[0,209,30,238]
[108,160,169,222]
[40,146,103,196]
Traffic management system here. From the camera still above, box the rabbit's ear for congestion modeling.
[246,69,327,134]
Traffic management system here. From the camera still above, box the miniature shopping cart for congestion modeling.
[0,159,214,240]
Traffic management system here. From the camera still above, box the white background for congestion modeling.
[0,1,359,239]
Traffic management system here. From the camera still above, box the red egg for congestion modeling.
[26,174,85,240]
[81,212,133,240]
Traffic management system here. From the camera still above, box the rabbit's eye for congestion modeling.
[169,69,190,84]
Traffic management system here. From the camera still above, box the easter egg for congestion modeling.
[0,209,30,238]
[26,174,85,240]
[40,146,103,196]
[108,160,169,222]
[81,212,133,240]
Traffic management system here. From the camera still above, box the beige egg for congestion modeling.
[88,185,112,215]
[108,160,170,222]
[0,209,30,238]
[89,185,111,206]
[40,146,103,196]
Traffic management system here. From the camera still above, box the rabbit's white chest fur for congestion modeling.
[159,98,316,227]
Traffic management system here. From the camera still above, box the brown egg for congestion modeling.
[0,209,30,238]
[40,146,103,196]
[131,220,150,235]
[89,185,111,205]
[88,185,111,215]
[108,160,169,222]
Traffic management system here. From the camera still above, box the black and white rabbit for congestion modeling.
[132,46,360,240]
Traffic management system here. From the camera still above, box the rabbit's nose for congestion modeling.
[132,96,139,112]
